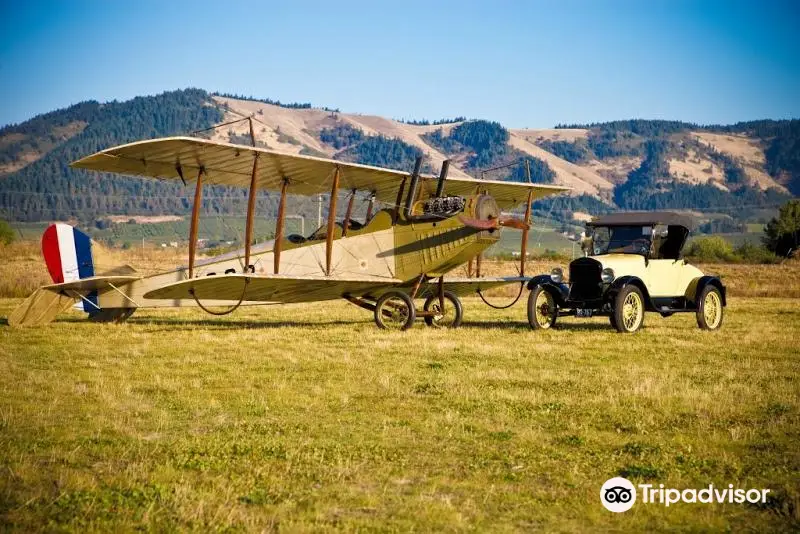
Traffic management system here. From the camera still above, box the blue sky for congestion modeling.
[1,0,798,128]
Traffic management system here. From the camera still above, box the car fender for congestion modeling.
[689,276,727,307]
[607,276,655,310]
[526,275,568,305]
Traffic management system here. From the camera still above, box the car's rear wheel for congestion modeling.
[613,285,645,333]
[527,285,557,330]
[696,286,724,330]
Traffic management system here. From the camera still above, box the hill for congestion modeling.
[0,90,796,229]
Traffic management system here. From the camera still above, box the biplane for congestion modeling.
[9,129,568,329]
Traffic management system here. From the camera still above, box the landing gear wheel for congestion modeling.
[696,286,724,330]
[423,291,463,329]
[613,285,644,333]
[374,291,416,330]
[88,308,136,323]
[527,285,557,330]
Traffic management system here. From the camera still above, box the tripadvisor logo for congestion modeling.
[600,477,771,513]
[601,477,636,512]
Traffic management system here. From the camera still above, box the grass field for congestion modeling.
[1,241,799,531]
[1,292,799,531]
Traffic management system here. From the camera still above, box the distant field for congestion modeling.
[9,219,767,259]
[9,217,305,247]
[1,295,798,531]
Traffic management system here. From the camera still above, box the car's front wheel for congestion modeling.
[612,285,645,333]
[527,286,557,330]
[696,285,724,330]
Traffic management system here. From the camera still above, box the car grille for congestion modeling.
[569,258,603,301]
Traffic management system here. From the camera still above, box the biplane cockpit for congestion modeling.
[10,131,569,330]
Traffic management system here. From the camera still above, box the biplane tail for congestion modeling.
[8,224,140,328]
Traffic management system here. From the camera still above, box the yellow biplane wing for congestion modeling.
[71,137,568,210]
[143,274,527,303]
[144,273,404,303]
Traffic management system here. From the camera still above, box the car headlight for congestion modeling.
[550,267,563,284]
[601,267,615,284]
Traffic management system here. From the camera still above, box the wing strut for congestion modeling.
[342,189,356,237]
[325,167,341,275]
[393,178,406,223]
[244,135,259,271]
[365,191,376,222]
[188,167,205,278]
[520,159,533,277]
[274,178,289,274]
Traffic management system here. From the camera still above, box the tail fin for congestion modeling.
[42,223,100,312]
[42,223,95,284]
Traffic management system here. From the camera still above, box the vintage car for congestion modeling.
[526,212,726,333]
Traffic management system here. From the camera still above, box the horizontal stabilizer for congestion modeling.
[43,275,142,293]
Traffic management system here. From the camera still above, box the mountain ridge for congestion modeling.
[0,89,796,224]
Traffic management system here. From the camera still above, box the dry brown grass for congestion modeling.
[1,243,798,299]
[462,259,800,299]
[0,242,188,298]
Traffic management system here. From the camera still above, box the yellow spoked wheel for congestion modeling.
[696,286,724,330]
[613,285,644,333]
[527,286,557,330]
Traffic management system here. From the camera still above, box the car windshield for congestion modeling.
[590,225,652,255]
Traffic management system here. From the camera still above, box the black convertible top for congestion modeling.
[587,211,694,230]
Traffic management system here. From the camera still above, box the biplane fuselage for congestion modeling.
[88,203,499,309]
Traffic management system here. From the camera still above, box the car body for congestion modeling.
[526,211,726,333]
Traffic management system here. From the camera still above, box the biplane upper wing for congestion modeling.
[71,137,569,210]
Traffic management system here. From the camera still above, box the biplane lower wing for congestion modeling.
[431,277,528,297]
[143,274,528,304]
[143,274,406,303]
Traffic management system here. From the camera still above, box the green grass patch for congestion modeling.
[0,297,798,531]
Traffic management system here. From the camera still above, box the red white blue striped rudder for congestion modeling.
[41,223,97,312]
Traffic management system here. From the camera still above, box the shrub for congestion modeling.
[0,219,15,245]
[734,242,780,264]
[763,199,800,257]
[685,236,736,262]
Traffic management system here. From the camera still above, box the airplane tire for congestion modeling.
[374,291,416,330]
[423,291,463,329]
[88,308,136,323]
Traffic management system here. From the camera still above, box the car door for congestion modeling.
[645,225,682,297]
[645,258,682,297]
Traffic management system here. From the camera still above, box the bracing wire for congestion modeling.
[477,283,526,309]
[189,278,249,316]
